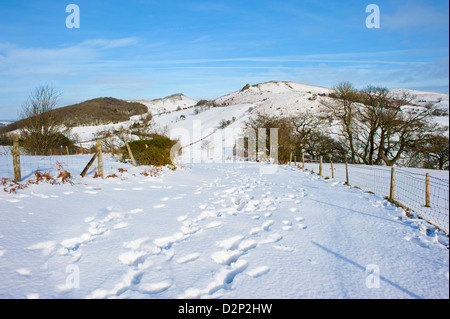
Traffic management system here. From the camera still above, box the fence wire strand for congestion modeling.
[300,159,449,234]
[0,145,128,180]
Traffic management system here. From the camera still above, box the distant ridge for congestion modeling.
[128,93,198,115]
[2,97,148,132]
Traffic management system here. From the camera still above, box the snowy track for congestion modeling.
[0,163,448,299]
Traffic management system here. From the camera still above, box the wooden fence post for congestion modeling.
[330,155,334,179]
[289,152,293,166]
[294,155,297,167]
[97,139,103,177]
[12,134,21,182]
[125,142,137,167]
[345,157,349,185]
[389,167,396,203]
[302,152,305,169]
[80,152,98,177]
[319,156,323,176]
[425,173,430,207]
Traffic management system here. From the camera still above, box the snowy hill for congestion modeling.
[390,88,449,129]
[215,81,332,117]
[0,121,12,128]
[214,81,449,121]
[129,93,198,115]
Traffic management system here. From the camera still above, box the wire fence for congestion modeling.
[0,145,130,181]
[291,154,449,234]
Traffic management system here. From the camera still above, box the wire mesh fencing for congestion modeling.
[295,155,449,234]
[0,145,131,182]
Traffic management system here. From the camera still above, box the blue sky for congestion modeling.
[0,0,448,120]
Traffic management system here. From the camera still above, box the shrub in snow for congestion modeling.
[122,135,178,166]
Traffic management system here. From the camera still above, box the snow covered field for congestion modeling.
[0,160,448,299]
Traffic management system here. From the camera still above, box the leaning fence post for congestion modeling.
[425,173,430,207]
[80,152,98,177]
[97,139,104,177]
[319,156,323,176]
[12,134,21,182]
[389,167,396,203]
[125,142,137,167]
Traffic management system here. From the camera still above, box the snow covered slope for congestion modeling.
[0,162,448,299]
[129,93,197,115]
[215,81,449,122]
[0,121,13,129]
[215,81,332,117]
[390,88,449,130]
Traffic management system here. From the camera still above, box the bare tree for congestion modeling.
[370,91,435,166]
[243,114,297,163]
[320,82,360,163]
[322,83,438,166]
[419,134,449,170]
[19,85,67,154]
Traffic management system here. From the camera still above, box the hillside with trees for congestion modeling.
[2,97,148,132]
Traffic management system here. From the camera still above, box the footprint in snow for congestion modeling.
[282,220,294,231]
[33,193,49,199]
[140,281,172,295]
[405,236,430,249]
[211,250,243,265]
[16,268,32,276]
[246,266,270,278]
[113,222,129,230]
[273,245,295,252]
[118,250,148,266]
[27,241,57,256]
[176,253,201,264]
[206,221,222,229]
[180,259,248,299]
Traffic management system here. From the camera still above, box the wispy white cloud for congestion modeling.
[190,36,210,44]
[77,37,141,50]
[83,49,429,69]
[0,37,141,77]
